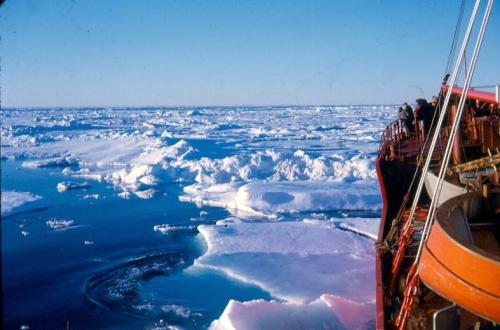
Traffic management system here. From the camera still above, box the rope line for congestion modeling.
[405,0,481,236]
[445,0,467,75]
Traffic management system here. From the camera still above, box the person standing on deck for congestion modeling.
[403,102,414,132]
[423,99,435,135]
[398,106,409,134]
[415,99,433,136]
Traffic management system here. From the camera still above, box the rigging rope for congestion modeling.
[381,0,482,292]
[404,0,481,241]
[445,0,467,75]
[415,0,494,260]
[395,1,494,328]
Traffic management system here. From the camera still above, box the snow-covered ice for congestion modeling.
[198,217,376,328]
[2,106,391,205]
[181,180,381,217]
[194,218,375,304]
[211,295,374,330]
[1,191,41,215]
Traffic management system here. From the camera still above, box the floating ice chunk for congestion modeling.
[161,304,201,318]
[84,240,94,245]
[82,194,100,200]
[56,181,91,193]
[1,191,41,214]
[22,157,77,169]
[46,219,75,230]
[134,188,156,199]
[74,172,104,182]
[21,231,30,237]
[331,217,380,240]
[118,191,131,199]
[153,224,196,234]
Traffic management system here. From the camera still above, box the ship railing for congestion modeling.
[379,116,496,162]
[378,120,424,161]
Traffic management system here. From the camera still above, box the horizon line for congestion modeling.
[1,102,402,109]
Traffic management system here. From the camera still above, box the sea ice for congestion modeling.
[56,181,91,193]
[1,106,393,328]
[153,224,196,234]
[196,218,376,328]
[2,105,388,208]
[46,219,76,230]
[330,217,380,240]
[194,218,375,304]
[1,191,41,215]
[181,180,381,216]
[211,295,374,330]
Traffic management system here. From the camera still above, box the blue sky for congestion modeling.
[1,0,498,107]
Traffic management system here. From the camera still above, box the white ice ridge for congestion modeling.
[15,135,379,201]
[196,218,376,328]
[1,191,41,215]
[181,180,381,217]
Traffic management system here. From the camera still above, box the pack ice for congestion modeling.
[1,105,394,328]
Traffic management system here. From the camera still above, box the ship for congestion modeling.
[375,0,500,329]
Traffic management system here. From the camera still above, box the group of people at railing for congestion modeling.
[469,98,499,117]
[381,89,499,160]
[398,95,499,140]
[398,97,438,138]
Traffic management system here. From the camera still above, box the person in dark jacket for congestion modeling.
[403,102,414,132]
[423,101,435,135]
[415,99,434,136]
[398,106,409,132]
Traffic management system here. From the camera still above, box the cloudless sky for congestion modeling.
[1,0,499,107]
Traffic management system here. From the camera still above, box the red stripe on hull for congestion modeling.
[375,157,388,330]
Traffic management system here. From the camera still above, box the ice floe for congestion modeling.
[46,219,76,230]
[56,181,91,193]
[153,224,197,234]
[195,217,376,328]
[194,218,375,303]
[211,295,374,330]
[1,191,41,215]
[182,180,381,217]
